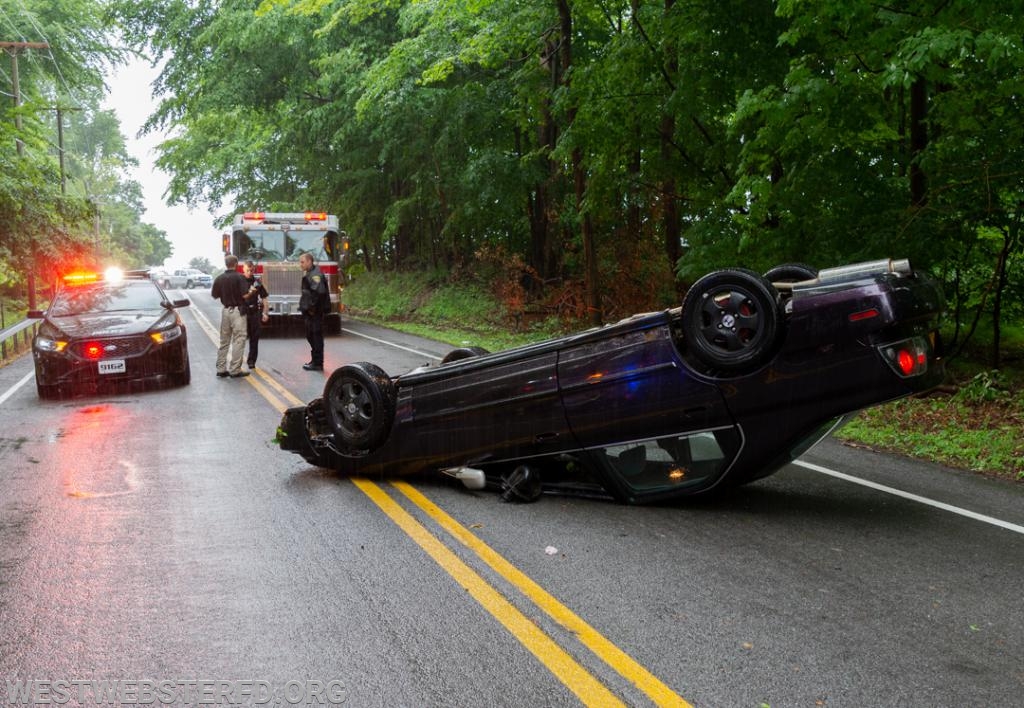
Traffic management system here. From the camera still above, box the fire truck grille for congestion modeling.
[261,264,304,298]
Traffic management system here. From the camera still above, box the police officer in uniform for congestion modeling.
[299,252,330,371]
[241,260,269,369]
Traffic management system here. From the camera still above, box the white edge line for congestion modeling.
[344,326,441,361]
[0,370,35,405]
[794,459,1024,535]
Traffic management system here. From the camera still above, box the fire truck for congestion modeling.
[223,211,350,334]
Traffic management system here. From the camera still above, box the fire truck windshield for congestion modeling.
[236,229,335,262]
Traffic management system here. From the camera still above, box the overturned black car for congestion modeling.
[278,259,945,504]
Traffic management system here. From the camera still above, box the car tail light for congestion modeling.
[879,336,931,377]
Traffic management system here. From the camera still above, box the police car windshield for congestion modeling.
[50,281,165,316]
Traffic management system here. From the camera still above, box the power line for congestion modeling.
[14,0,85,109]
[0,5,29,44]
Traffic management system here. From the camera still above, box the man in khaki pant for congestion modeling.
[211,254,251,378]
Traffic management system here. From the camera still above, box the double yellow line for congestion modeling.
[190,306,691,706]
[364,480,692,707]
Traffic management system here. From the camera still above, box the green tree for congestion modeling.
[0,0,170,295]
[111,0,1024,355]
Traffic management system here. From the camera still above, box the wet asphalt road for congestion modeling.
[0,291,1022,707]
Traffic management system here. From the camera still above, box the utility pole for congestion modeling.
[3,41,49,310]
[56,107,66,194]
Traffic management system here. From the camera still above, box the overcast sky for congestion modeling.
[100,58,226,269]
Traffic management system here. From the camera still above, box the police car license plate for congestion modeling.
[98,359,126,375]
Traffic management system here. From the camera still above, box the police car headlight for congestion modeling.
[35,323,69,353]
[150,324,183,344]
[35,336,68,353]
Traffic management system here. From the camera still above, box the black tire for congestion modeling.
[440,346,490,364]
[764,263,818,284]
[172,358,191,387]
[323,362,396,451]
[185,280,194,289]
[681,268,782,373]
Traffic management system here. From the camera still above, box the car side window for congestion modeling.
[596,429,740,493]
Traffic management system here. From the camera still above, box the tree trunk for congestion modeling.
[909,77,928,208]
[558,0,601,325]
[660,0,681,273]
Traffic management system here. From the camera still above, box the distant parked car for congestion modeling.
[161,268,212,289]
[278,258,946,504]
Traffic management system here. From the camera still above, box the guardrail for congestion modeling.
[0,318,37,363]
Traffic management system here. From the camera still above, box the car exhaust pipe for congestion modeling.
[441,466,487,490]
[815,258,911,284]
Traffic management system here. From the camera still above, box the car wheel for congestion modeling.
[323,362,396,451]
[440,346,490,364]
[681,268,782,373]
[185,280,194,289]
[764,263,818,284]
[172,358,191,386]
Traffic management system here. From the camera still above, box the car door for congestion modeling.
[557,313,728,447]
[555,313,743,501]
[397,344,572,466]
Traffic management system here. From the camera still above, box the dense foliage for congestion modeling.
[0,0,171,302]
[109,0,1023,358]
[6,1,1020,363]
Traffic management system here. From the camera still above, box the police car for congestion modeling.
[29,268,192,399]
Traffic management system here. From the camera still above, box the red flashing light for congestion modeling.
[83,342,104,360]
[849,308,880,322]
[304,212,327,221]
[243,212,266,221]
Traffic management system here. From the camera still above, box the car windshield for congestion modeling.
[49,281,166,316]
[234,228,337,262]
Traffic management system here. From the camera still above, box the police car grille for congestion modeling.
[70,336,151,359]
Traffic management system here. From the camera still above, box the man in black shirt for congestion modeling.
[299,252,330,371]
[211,254,250,377]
